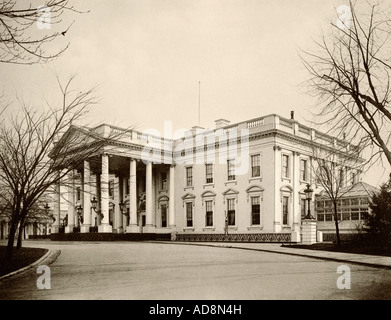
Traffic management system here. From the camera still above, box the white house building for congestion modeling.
[48,113,364,242]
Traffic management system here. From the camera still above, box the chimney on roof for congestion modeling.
[215,119,230,129]
[290,111,294,120]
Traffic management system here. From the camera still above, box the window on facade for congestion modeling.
[186,202,193,227]
[205,164,213,184]
[341,199,350,206]
[76,187,81,201]
[360,197,369,205]
[337,212,342,221]
[227,198,235,226]
[317,214,325,221]
[251,196,260,225]
[282,196,289,225]
[342,212,350,220]
[350,198,359,206]
[300,159,308,181]
[161,204,167,227]
[360,210,369,220]
[205,200,213,227]
[161,172,167,190]
[315,200,323,209]
[109,208,113,226]
[325,200,332,208]
[227,160,236,181]
[351,210,359,220]
[251,155,261,178]
[186,167,193,187]
[325,213,333,221]
[109,179,114,197]
[282,155,289,178]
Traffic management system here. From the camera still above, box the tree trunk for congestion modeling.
[16,221,24,250]
[16,211,28,249]
[2,221,18,274]
[333,202,341,246]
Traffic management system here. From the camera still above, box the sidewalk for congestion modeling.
[169,241,391,269]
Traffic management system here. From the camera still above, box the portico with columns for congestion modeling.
[50,124,176,235]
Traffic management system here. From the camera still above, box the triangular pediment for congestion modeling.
[182,193,196,200]
[49,125,103,158]
[222,188,239,196]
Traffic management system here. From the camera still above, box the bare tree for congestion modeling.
[301,1,391,167]
[0,75,128,270]
[0,0,82,64]
[311,143,364,245]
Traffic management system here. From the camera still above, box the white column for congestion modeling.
[122,177,128,230]
[65,172,75,233]
[127,159,139,233]
[81,161,91,233]
[292,152,300,231]
[114,176,122,233]
[273,146,282,232]
[144,161,155,233]
[169,165,175,228]
[98,154,112,233]
[52,175,61,233]
[91,174,98,228]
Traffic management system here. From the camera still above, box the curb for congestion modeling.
[0,249,61,281]
[154,241,391,270]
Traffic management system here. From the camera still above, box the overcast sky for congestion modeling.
[1,0,389,186]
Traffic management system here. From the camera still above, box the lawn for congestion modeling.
[284,242,391,257]
[0,246,48,277]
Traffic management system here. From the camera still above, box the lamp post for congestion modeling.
[43,203,51,235]
[76,204,83,224]
[91,196,104,219]
[44,203,50,213]
[304,184,314,220]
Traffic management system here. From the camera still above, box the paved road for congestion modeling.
[1,240,390,300]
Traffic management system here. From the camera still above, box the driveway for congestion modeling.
[1,240,390,300]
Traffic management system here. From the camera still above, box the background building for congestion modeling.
[316,181,379,240]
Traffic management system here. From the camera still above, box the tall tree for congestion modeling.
[0,76,125,270]
[301,1,391,167]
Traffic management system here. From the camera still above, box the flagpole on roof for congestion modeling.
[198,81,201,126]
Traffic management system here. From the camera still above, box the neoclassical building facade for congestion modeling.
[49,113,363,242]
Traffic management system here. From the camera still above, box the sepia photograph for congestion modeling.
[0,0,390,310]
